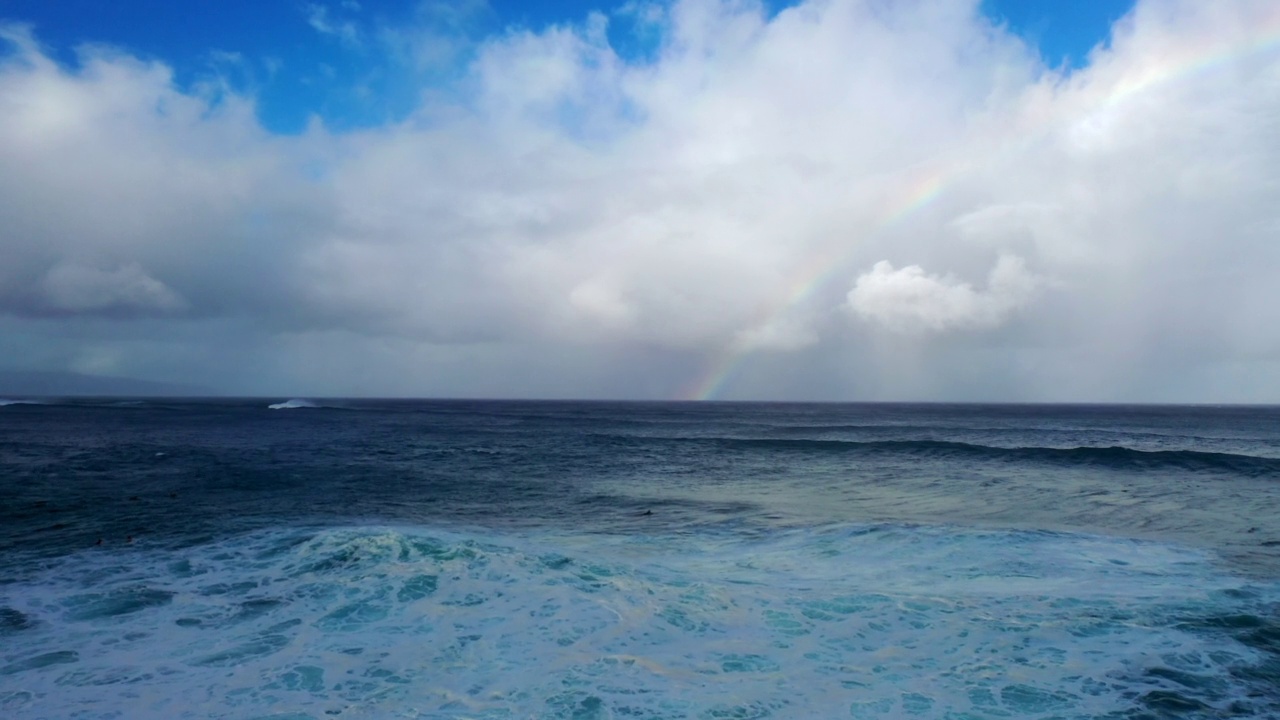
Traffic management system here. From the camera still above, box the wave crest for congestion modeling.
[719,438,1280,477]
[267,399,319,410]
[0,399,44,407]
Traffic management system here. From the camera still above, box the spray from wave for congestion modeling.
[267,399,320,410]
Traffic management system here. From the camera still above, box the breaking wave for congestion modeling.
[267,399,320,410]
[0,399,44,407]
[699,437,1280,477]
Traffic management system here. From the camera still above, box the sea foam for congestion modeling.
[267,399,320,410]
[0,523,1276,719]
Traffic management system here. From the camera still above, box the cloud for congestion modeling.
[847,255,1040,333]
[1,0,1280,400]
[306,3,361,46]
[40,262,187,315]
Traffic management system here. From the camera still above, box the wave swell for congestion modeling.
[713,438,1280,477]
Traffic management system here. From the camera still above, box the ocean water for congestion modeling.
[1,400,1279,719]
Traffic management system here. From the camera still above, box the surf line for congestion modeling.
[683,7,1280,401]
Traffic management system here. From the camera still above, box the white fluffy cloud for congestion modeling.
[2,0,1280,400]
[848,255,1039,333]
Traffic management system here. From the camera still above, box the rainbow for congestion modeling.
[682,3,1280,401]
[681,165,955,401]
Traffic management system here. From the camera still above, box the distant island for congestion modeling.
[0,370,211,397]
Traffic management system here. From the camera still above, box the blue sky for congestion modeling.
[1,0,1136,134]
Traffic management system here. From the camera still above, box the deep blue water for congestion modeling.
[1,398,1279,718]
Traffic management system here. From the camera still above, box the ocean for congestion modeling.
[1,399,1278,719]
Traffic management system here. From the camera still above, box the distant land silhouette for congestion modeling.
[0,371,211,397]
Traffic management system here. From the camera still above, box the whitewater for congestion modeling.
[1,400,1278,719]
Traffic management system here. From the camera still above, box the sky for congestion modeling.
[1,0,1277,402]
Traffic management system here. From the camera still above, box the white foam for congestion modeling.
[0,399,43,407]
[0,524,1276,719]
[267,399,319,410]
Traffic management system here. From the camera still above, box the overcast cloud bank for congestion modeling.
[2,0,1278,401]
